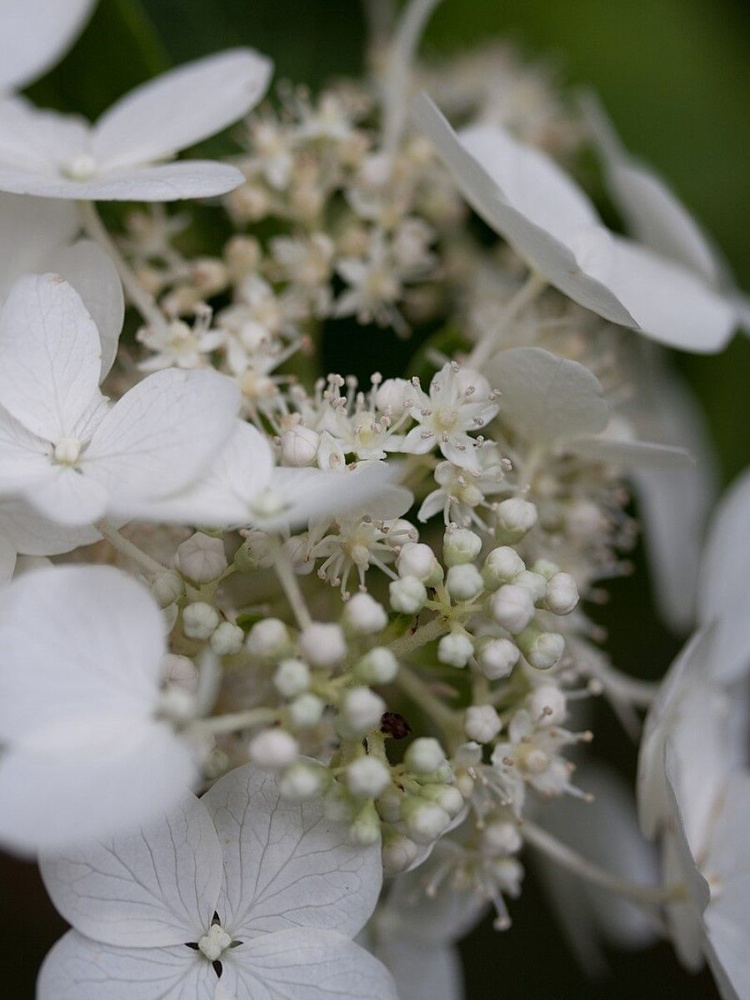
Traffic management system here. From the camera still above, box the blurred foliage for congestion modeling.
[6,1,748,998]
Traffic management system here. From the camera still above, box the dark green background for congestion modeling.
[5,0,750,996]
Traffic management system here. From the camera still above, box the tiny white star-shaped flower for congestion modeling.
[414,94,738,353]
[401,363,498,473]
[0,48,272,201]
[0,273,240,527]
[38,763,398,1000]
[0,564,201,854]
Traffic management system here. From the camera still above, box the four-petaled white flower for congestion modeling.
[401,363,498,473]
[0,0,95,95]
[0,48,272,201]
[0,564,200,854]
[486,346,693,469]
[38,763,398,1000]
[414,94,738,353]
[0,273,240,527]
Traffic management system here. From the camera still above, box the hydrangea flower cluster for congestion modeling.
[1,1,749,999]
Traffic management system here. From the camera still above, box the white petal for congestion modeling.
[263,468,412,532]
[116,420,274,527]
[0,720,197,854]
[569,435,693,468]
[699,467,750,627]
[412,94,635,327]
[202,763,383,938]
[25,465,110,526]
[41,792,223,946]
[37,931,216,1000]
[485,347,609,446]
[0,192,78,299]
[582,93,727,288]
[44,240,124,379]
[0,494,99,556]
[637,626,715,838]
[0,0,95,92]
[0,403,54,493]
[376,941,464,1000]
[604,237,736,353]
[0,533,16,584]
[0,273,101,440]
[222,929,398,1000]
[93,49,273,171]
[0,564,165,743]
[0,99,89,173]
[704,775,750,1000]
[627,358,718,633]
[535,763,658,973]
[0,160,245,201]
[85,368,240,510]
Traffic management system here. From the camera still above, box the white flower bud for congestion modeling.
[355,647,399,684]
[390,576,427,614]
[161,653,198,693]
[342,593,388,635]
[279,761,328,801]
[482,820,522,857]
[151,570,185,608]
[382,833,420,875]
[465,704,502,743]
[544,572,579,615]
[287,693,325,728]
[518,629,565,670]
[438,632,474,668]
[175,532,228,582]
[235,530,275,569]
[445,564,484,602]
[299,622,347,667]
[339,688,386,736]
[420,783,465,818]
[402,797,451,843]
[282,534,314,575]
[532,559,559,580]
[482,547,525,590]
[346,756,392,798]
[377,785,403,823]
[488,584,535,634]
[478,638,520,680]
[280,424,320,466]
[209,621,245,656]
[514,570,548,603]
[564,499,604,542]
[528,684,567,725]
[376,377,413,417]
[182,602,220,639]
[443,527,482,566]
[246,618,290,658]
[396,543,441,584]
[274,658,311,698]
[404,737,446,775]
[496,497,538,543]
[159,685,197,722]
[248,728,299,768]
